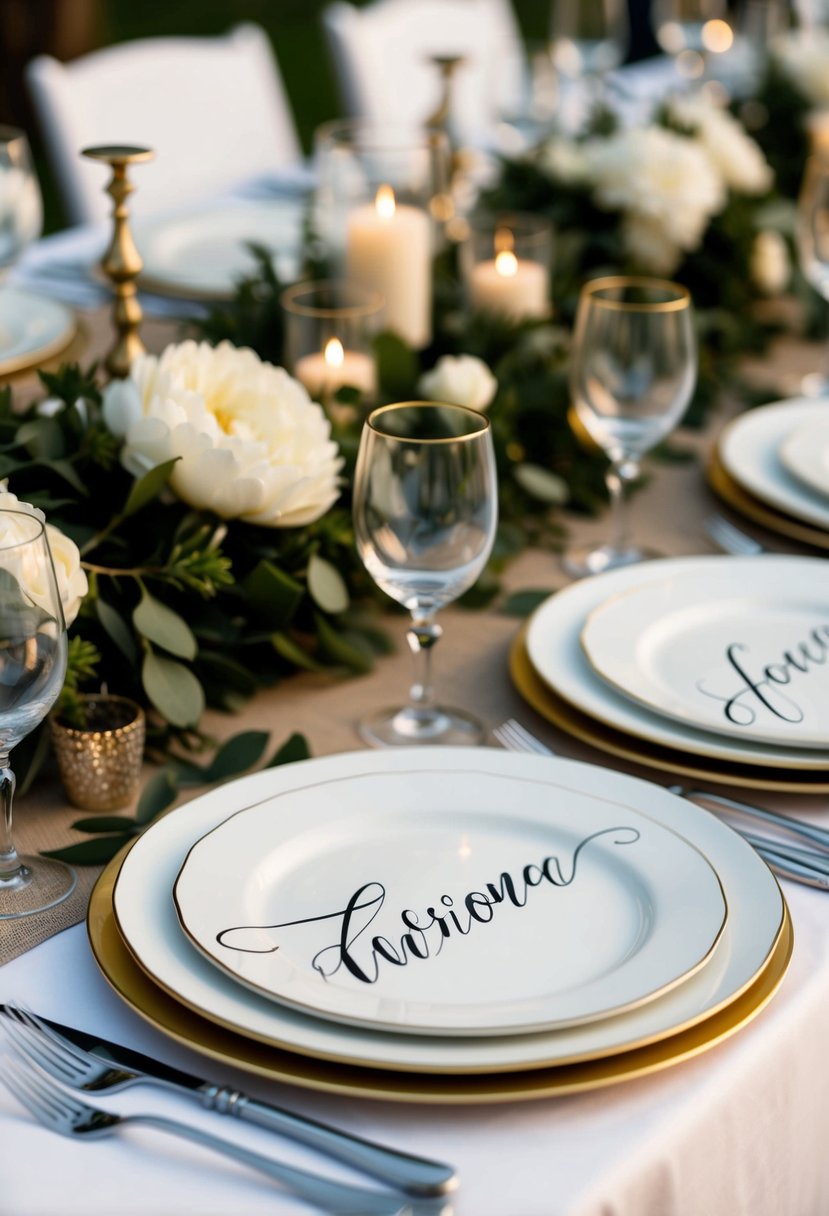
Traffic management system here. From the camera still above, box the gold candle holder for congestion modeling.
[82,144,154,380]
[50,694,145,812]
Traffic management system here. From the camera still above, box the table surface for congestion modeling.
[1,302,828,1216]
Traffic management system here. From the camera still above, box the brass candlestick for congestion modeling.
[82,144,154,380]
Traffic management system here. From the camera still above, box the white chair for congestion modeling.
[321,0,525,143]
[25,23,302,227]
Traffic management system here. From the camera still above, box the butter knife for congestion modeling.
[0,1007,457,1198]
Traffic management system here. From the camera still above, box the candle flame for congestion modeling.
[376,184,396,219]
[495,249,518,278]
[324,337,345,368]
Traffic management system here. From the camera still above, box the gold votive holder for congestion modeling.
[282,279,384,409]
[50,694,145,812]
[462,211,552,323]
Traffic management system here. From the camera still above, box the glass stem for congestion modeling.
[0,757,22,884]
[406,614,443,715]
[607,457,640,556]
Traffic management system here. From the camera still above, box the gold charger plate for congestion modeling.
[708,449,829,552]
[510,629,829,794]
[0,288,77,379]
[88,846,792,1105]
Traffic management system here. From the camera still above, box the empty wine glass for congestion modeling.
[0,128,43,279]
[353,402,498,746]
[564,277,697,578]
[797,152,829,395]
[0,509,73,919]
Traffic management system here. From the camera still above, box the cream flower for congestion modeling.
[585,127,726,273]
[537,136,590,185]
[117,341,343,528]
[774,30,829,106]
[667,95,773,196]
[417,355,498,412]
[750,230,790,295]
[0,486,87,626]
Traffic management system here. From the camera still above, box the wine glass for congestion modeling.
[550,0,628,124]
[564,277,697,578]
[353,401,498,747]
[0,509,73,920]
[0,127,43,279]
[797,153,829,396]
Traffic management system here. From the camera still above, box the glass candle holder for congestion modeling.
[282,279,384,404]
[462,212,552,322]
[314,120,450,349]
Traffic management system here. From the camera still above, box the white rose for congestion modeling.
[0,486,87,626]
[667,95,773,196]
[120,340,343,528]
[417,355,498,412]
[585,127,726,271]
[750,231,790,295]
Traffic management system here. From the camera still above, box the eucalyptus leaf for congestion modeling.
[42,459,87,495]
[16,418,65,460]
[244,560,304,627]
[315,612,373,673]
[142,650,205,727]
[272,631,326,672]
[307,553,350,615]
[96,598,138,666]
[70,815,139,833]
[134,591,197,660]
[123,457,180,517]
[134,768,179,824]
[514,463,570,505]
[42,836,130,865]
[203,730,269,782]
[266,732,311,768]
[500,588,555,617]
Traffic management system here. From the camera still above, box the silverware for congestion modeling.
[703,514,765,557]
[0,1005,456,1199]
[492,719,829,887]
[0,1053,410,1216]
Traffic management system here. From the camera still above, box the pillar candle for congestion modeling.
[294,337,376,400]
[470,249,549,321]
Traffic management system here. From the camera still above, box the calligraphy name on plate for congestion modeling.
[696,624,829,728]
[216,825,639,986]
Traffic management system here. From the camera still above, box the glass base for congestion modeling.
[0,855,77,920]
[358,704,484,748]
[562,542,660,580]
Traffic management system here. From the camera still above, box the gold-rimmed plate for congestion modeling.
[0,288,76,378]
[708,451,829,552]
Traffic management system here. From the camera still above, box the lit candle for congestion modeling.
[294,336,376,400]
[346,185,432,349]
[470,228,549,321]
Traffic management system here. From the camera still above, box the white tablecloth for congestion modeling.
[2,866,829,1216]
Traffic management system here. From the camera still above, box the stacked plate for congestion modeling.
[512,554,829,794]
[88,746,791,1105]
[0,288,76,378]
[709,399,829,551]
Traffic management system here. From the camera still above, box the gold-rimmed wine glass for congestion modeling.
[353,401,498,747]
[797,152,829,396]
[564,276,697,578]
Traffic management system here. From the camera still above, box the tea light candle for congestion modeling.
[346,185,432,349]
[294,337,376,401]
[470,247,549,321]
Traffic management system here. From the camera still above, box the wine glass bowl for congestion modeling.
[797,153,829,394]
[0,508,73,919]
[565,276,697,578]
[0,127,43,278]
[353,401,498,747]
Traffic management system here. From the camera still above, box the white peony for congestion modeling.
[585,127,726,273]
[417,355,498,412]
[750,230,790,295]
[667,94,773,196]
[774,30,829,106]
[111,341,344,528]
[0,486,87,626]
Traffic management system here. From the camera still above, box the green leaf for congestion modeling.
[202,730,269,782]
[70,816,139,833]
[374,331,419,398]
[266,732,311,768]
[134,768,179,824]
[307,554,350,615]
[514,463,570,505]
[43,459,87,495]
[142,651,205,728]
[315,612,373,673]
[244,560,304,628]
[16,418,65,459]
[134,591,197,660]
[272,631,326,672]
[96,599,138,666]
[500,588,554,617]
[42,836,130,865]
[123,457,180,517]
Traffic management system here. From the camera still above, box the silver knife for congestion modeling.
[0,1008,457,1198]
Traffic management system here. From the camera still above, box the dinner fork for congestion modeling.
[492,719,829,888]
[703,514,765,557]
[0,1053,410,1216]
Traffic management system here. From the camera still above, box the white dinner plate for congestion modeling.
[526,556,829,769]
[779,414,829,502]
[134,199,305,299]
[173,767,726,1036]
[718,400,829,532]
[581,559,829,750]
[0,287,75,376]
[113,749,784,1074]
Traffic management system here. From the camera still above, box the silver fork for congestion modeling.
[703,514,765,557]
[0,1053,410,1216]
[492,719,829,888]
